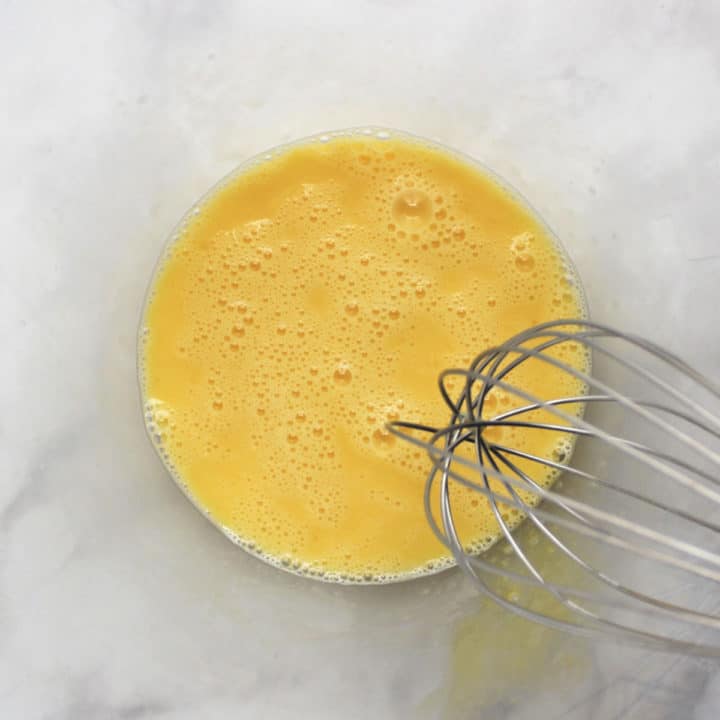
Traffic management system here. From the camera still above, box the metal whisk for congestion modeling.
[388,319,720,657]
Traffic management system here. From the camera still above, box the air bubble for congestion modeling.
[372,428,395,446]
[510,232,534,253]
[333,363,352,384]
[515,253,535,271]
[392,189,431,222]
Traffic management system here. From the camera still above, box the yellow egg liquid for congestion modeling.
[140,130,587,582]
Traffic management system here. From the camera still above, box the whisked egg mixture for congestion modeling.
[139,130,587,582]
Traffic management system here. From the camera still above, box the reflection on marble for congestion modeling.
[2,1,720,717]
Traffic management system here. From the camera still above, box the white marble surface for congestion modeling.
[3,1,720,718]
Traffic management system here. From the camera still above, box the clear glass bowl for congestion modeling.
[136,126,589,586]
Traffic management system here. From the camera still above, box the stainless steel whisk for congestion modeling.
[388,319,720,657]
